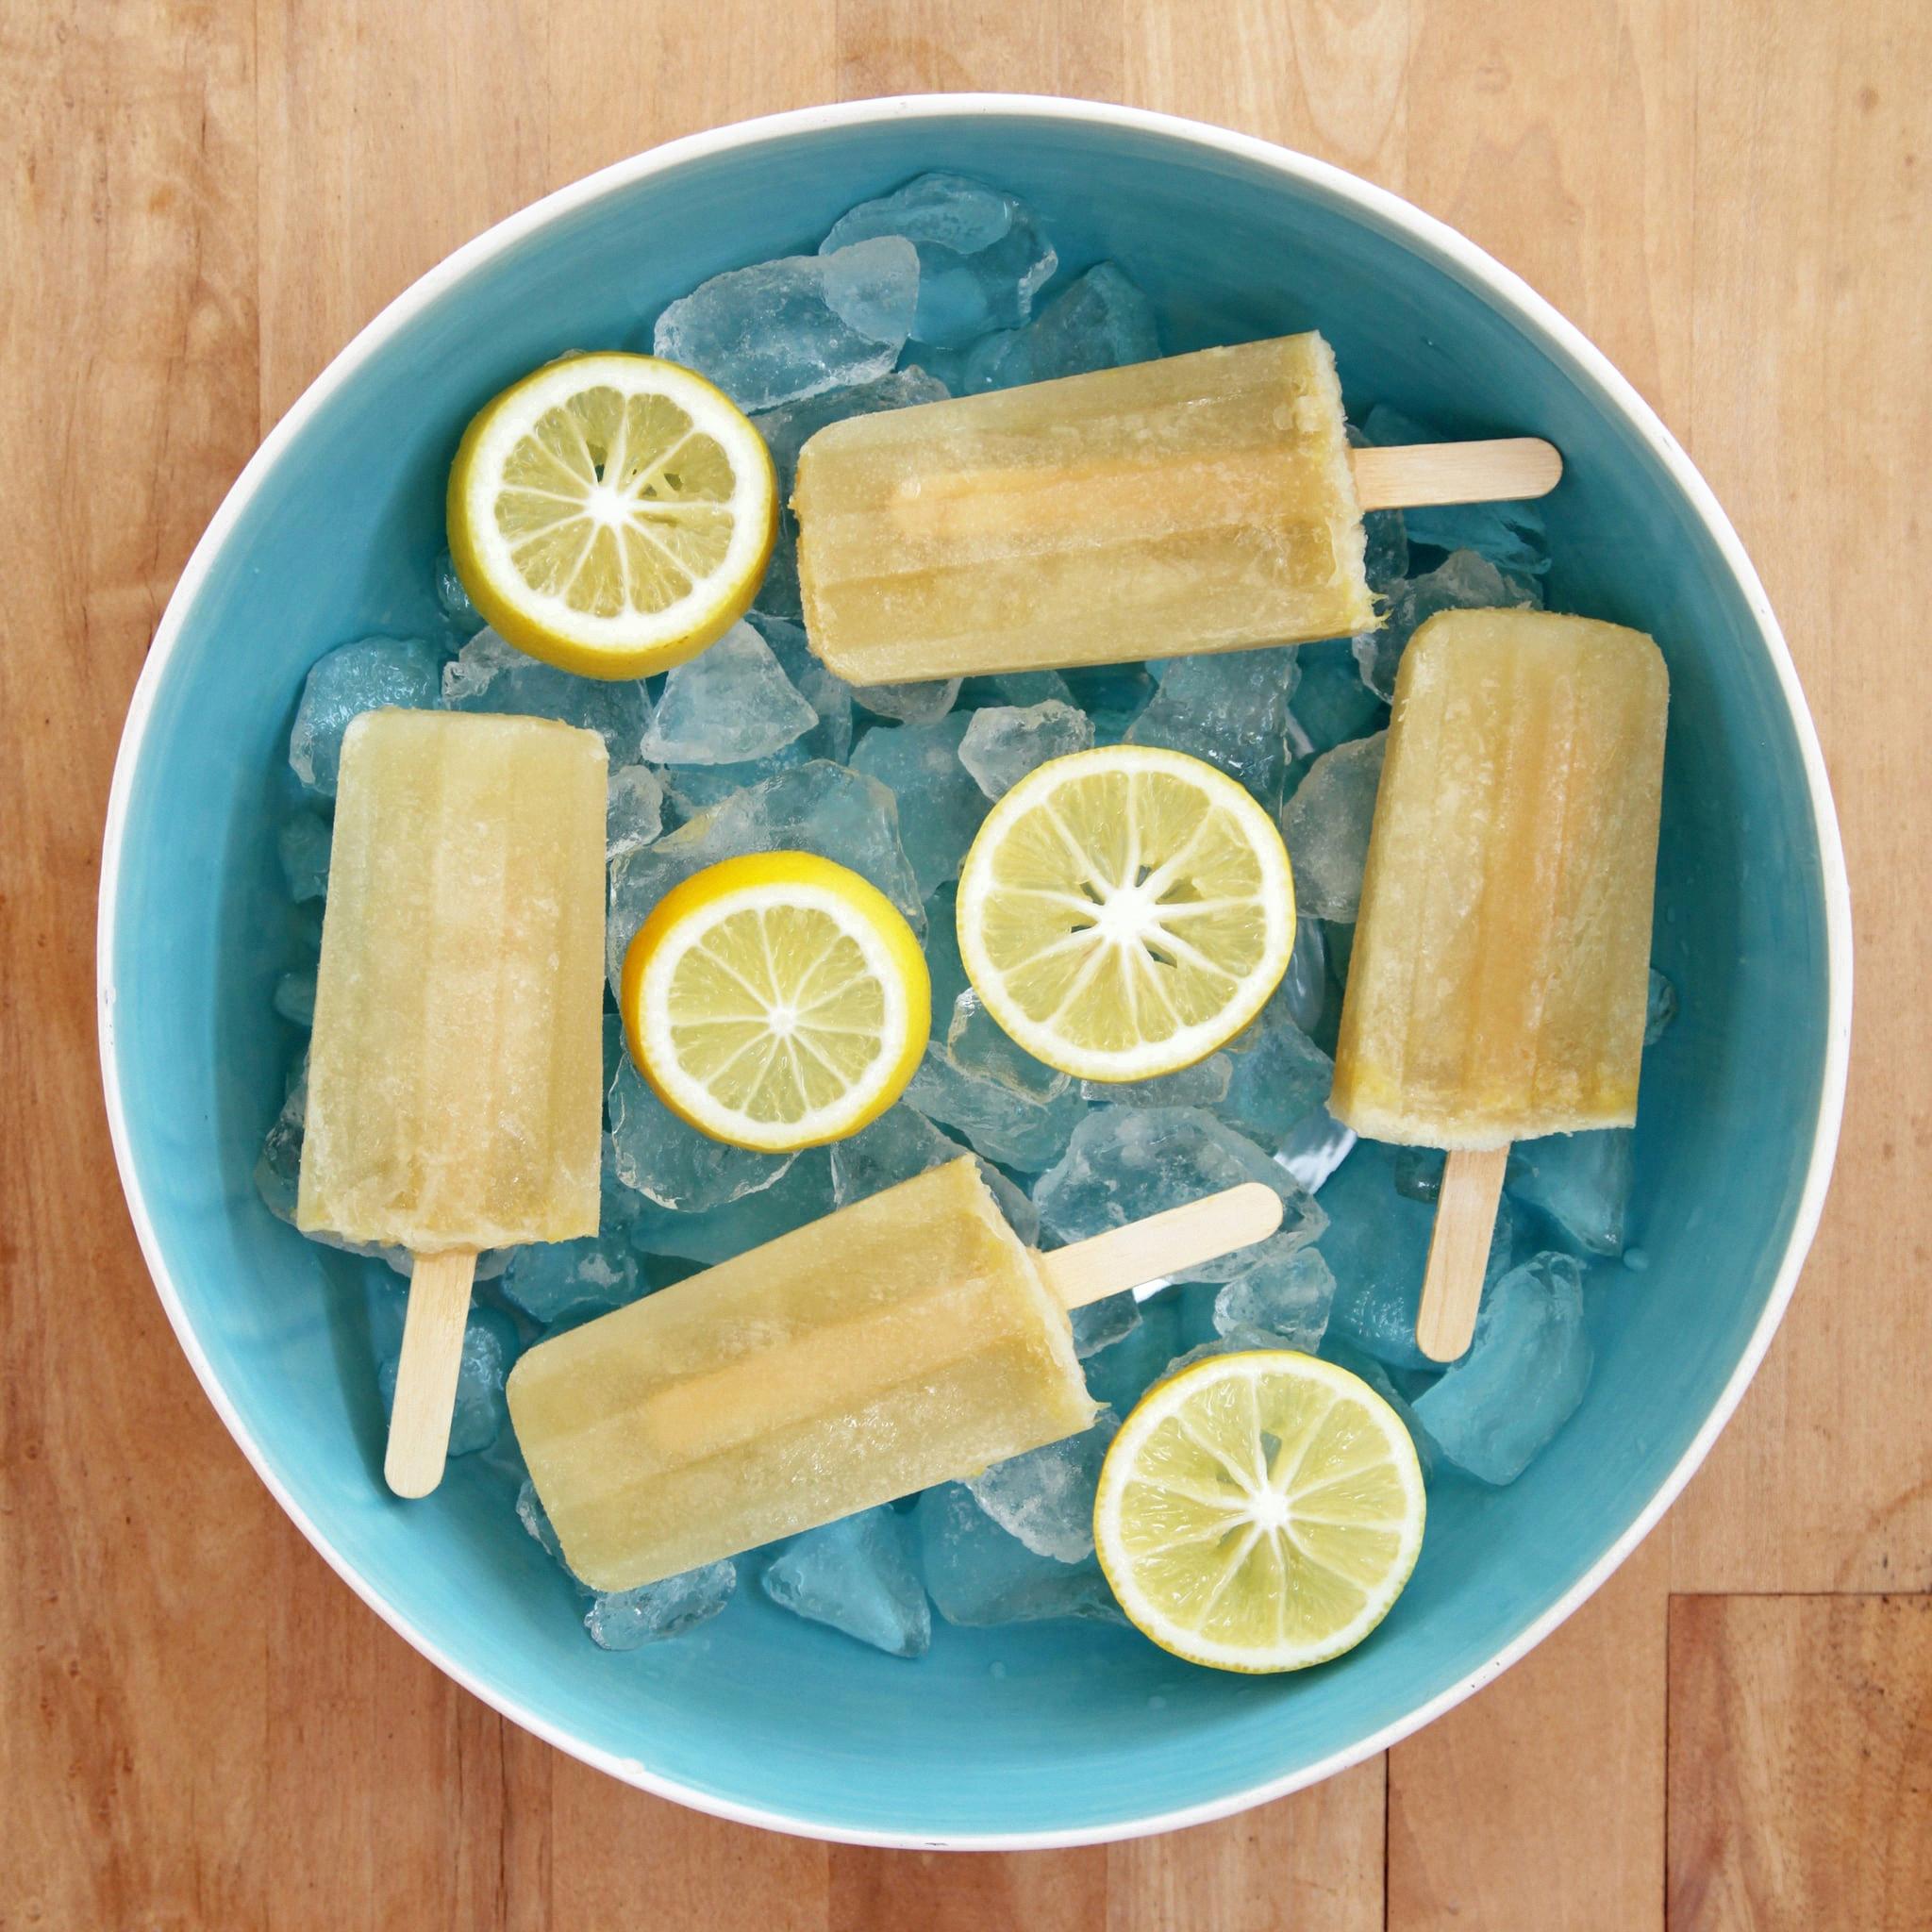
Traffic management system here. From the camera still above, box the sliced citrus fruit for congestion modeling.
[1094,1350,1425,1673]
[448,352,776,679]
[955,744,1295,1082]
[620,852,929,1153]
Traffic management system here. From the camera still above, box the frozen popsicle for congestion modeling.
[508,1158,1283,1591]
[299,708,608,1494]
[791,333,1560,682]
[1329,608,1669,1359]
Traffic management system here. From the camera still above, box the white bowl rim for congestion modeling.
[96,91,1853,1853]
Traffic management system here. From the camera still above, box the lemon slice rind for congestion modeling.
[956,744,1296,1083]
[449,352,776,679]
[1094,1350,1426,1674]
[621,852,929,1153]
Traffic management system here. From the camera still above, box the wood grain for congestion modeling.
[1668,1595,1932,1929]
[1389,1537,1669,1929]
[4,0,1927,1924]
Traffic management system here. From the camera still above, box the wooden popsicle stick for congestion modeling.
[384,1248,478,1498]
[1034,1182,1285,1313]
[1350,437,1563,512]
[1415,1147,1511,1362]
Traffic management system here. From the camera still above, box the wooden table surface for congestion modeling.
[7,1,1928,1925]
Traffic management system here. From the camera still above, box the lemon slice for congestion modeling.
[955,745,1295,1082]
[620,852,929,1152]
[1094,1351,1425,1673]
[448,353,776,679]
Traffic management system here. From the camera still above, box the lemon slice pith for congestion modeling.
[448,353,776,679]
[1095,1351,1425,1673]
[955,745,1295,1082]
[621,852,930,1153]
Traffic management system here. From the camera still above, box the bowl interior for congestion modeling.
[106,105,1837,1843]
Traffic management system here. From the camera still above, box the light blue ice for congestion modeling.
[822,172,1056,348]
[1033,1107,1326,1283]
[759,1507,931,1658]
[916,1483,1124,1628]
[443,627,651,761]
[1412,1252,1592,1483]
[1126,644,1302,807]
[1279,731,1387,921]
[288,636,443,796]
[653,237,921,412]
[848,713,989,898]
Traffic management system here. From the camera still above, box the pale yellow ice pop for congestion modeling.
[508,1158,1283,1591]
[1330,608,1668,1357]
[300,707,608,1492]
[794,334,1374,681]
[791,333,1561,684]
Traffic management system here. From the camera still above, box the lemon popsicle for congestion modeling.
[794,334,1374,681]
[508,1159,1283,1591]
[791,333,1562,683]
[1329,608,1668,1357]
[300,708,608,1492]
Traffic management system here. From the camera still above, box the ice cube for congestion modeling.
[916,1482,1125,1627]
[828,1104,1039,1245]
[1279,732,1387,921]
[1033,1107,1326,1283]
[606,765,664,861]
[608,760,923,990]
[443,627,652,760]
[277,811,332,902]
[1060,662,1156,745]
[608,1056,793,1212]
[958,701,1093,799]
[923,885,971,1015]
[273,970,316,1027]
[966,1412,1118,1562]
[1218,1002,1334,1149]
[946,990,1070,1100]
[956,263,1160,394]
[289,636,443,796]
[1352,550,1540,701]
[906,1045,1088,1174]
[1288,638,1389,756]
[1362,405,1550,579]
[759,1506,931,1657]
[1082,1056,1232,1109]
[1319,1138,1520,1372]
[653,238,920,412]
[1083,1293,1184,1414]
[502,1228,643,1326]
[629,1146,838,1267]
[746,612,857,762]
[636,622,818,765]
[1645,968,1679,1044]
[1278,917,1330,1038]
[1213,1246,1336,1353]
[376,1303,518,1457]
[854,677,962,726]
[1507,1129,1634,1257]
[432,548,485,636]
[848,713,989,897]
[1412,1252,1591,1482]
[1126,645,1302,807]
[823,173,1056,347]
[959,670,1078,709]
[516,1476,575,1576]
[1070,1294,1141,1360]
[585,1558,737,1650]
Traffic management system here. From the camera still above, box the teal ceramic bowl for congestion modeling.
[100,96,1850,1847]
